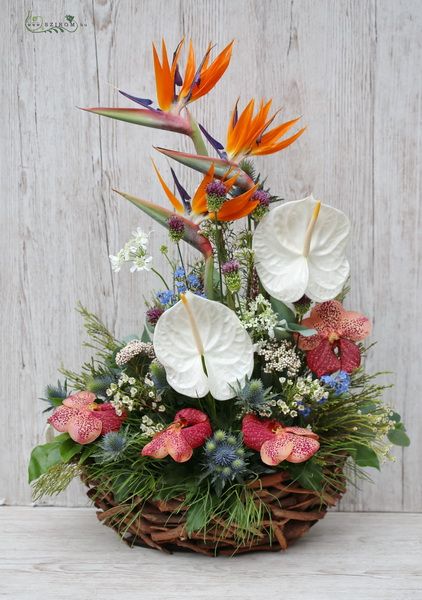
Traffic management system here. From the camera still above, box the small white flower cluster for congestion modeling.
[240,294,279,339]
[109,228,152,273]
[281,375,329,405]
[115,340,155,367]
[256,340,301,376]
[107,372,166,416]
[256,397,298,419]
[140,415,165,438]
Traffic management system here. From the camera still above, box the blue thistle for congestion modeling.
[235,379,276,413]
[41,379,68,412]
[203,431,250,493]
[149,360,168,392]
[94,430,129,463]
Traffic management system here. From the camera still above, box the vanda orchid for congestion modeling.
[30,38,408,555]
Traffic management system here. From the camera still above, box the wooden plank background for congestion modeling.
[1,0,420,510]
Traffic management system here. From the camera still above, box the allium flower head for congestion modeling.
[168,214,185,242]
[146,306,164,325]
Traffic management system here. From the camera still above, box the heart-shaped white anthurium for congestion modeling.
[252,195,350,303]
[153,291,254,400]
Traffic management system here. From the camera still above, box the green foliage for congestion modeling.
[40,380,68,412]
[32,463,81,501]
[28,434,69,483]
[288,460,325,491]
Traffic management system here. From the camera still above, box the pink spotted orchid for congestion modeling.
[48,391,126,445]
[142,408,212,463]
[242,414,320,466]
[297,300,372,377]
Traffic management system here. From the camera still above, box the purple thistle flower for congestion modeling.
[167,214,185,242]
[252,190,270,207]
[146,306,164,325]
[206,180,227,198]
[222,259,240,275]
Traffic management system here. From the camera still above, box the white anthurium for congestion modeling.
[252,195,350,303]
[153,291,254,400]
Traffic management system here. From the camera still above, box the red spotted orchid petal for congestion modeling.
[175,408,212,448]
[142,430,169,459]
[67,411,103,445]
[284,426,319,439]
[260,435,294,466]
[63,391,96,409]
[242,414,279,452]
[338,338,362,373]
[95,403,126,434]
[166,430,194,462]
[338,310,372,342]
[296,331,322,351]
[285,432,320,463]
[306,339,340,377]
[47,405,78,433]
[304,301,346,339]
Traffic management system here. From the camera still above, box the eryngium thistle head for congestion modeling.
[203,431,249,491]
[94,430,128,463]
[236,379,277,413]
[149,360,168,392]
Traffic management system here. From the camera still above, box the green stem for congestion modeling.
[176,243,189,287]
[188,111,208,157]
[214,218,224,303]
[151,268,170,290]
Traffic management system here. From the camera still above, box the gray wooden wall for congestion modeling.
[1,0,421,510]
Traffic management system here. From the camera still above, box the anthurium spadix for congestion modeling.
[253,195,350,303]
[153,292,254,400]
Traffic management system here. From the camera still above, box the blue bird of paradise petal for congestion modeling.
[199,124,228,160]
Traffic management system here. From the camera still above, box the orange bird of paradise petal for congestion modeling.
[153,39,234,112]
[226,99,305,161]
[153,161,258,222]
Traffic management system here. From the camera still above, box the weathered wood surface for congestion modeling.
[0,0,420,509]
[1,508,421,599]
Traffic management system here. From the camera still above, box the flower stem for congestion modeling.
[187,111,208,156]
[151,268,170,290]
[176,243,189,287]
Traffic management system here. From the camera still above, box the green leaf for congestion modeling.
[185,501,210,534]
[28,436,66,483]
[288,460,324,491]
[352,445,380,469]
[79,445,97,464]
[388,426,410,447]
[390,411,402,424]
[284,322,317,336]
[59,438,83,462]
[270,297,295,322]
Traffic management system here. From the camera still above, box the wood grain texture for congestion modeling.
[0,0,420,510]
[1,508,422,599]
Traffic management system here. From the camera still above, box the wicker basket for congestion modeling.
[84,470,342,556]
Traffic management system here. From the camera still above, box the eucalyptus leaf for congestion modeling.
[270,297,295,322]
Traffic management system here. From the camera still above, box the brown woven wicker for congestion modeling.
[84,471,342,556]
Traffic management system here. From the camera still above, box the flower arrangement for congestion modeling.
[29,39,409,555]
